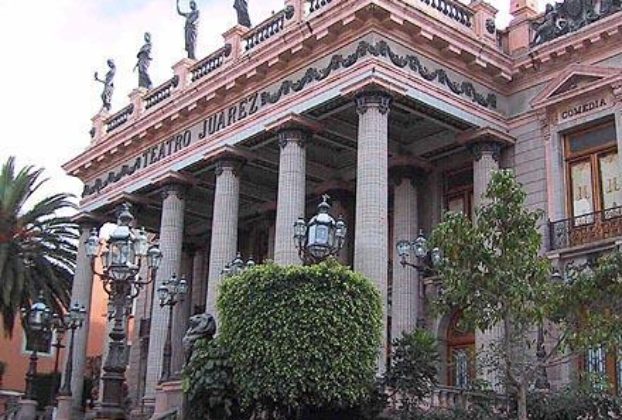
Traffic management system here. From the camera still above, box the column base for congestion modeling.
[152,380,183,419]
[56,395,73,420]
[93,403,127,420]
[16,399,38,420]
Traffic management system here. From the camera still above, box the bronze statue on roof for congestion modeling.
[234,0,251,28]
[177,0,200,60]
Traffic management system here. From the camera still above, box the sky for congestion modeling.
[0,0,540,207]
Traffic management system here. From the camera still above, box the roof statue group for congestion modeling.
[94,0,252,112]
[532,0,621,46]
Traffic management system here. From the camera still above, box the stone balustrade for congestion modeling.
[191,44,232,82]
[419,0,473,28]
[243,5,295,52]
[105,104,134,133]
[429,386,509,411]
[307,0,333,14]
[144,76,180,110]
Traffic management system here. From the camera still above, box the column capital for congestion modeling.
[160,183,187,201]
[70,212,105,229]
[467,141,503,162]
[278,128,311,149]
[355,91,393,115]
[457,126,515,162]
[215,157,245,177]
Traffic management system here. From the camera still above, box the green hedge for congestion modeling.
[217,260,383,414]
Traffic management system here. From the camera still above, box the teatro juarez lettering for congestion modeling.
[560,98,607,120]
[82,92,262,197]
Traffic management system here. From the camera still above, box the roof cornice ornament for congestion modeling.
[531,0,621,47]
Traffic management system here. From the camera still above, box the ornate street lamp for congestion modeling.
[396,230,443,272]
[293,195,347,264]
[86,203,162,419]
[57,303,87,398]
[221,252,256,278]
[157,274,188,382]
[21,294,53,400]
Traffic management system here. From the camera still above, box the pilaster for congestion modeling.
[353,90,392,372]
[143,184,186,410]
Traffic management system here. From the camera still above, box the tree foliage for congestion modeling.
[385,329,439,415]
[429,170,622,420]
[217,260,383,416]
[0,156,77,335]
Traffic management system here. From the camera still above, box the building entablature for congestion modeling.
[65,32,510,211]
[63,0,516,183]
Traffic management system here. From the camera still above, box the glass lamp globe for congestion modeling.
[135,227,149,257]
[157,284,169,303]
[148,246,163,269]
[396,240,411,258]
[86,228,100,257]
[413,231,428,258]
[307,197,336,260]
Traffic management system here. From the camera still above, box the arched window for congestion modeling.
[446,310,475,388]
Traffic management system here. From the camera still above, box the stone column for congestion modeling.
[470,142,502,208]
[353,91,392,372]
[143,185,186,407]
[191,249,207,313]
[468,140,503,391]
[206,159,242,320]
[391,172,420,342]
[274,128,309,266]
[171,252,194,376]
[62,221,95,416]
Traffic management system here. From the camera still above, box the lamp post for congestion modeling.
[293,195,347,264]
[157,274,188,383]
[396,229,443,273]
[22,294,53,400]
[221,252,256,278]
[86,203,162,419]
[58,303,87,397]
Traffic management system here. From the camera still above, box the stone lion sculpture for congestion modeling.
[182,312,217,365]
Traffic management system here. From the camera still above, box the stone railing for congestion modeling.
[419,0,473,28]
[191,44,232,82]
[549,205,622,250]
[105,104,135,133]
[144,76,179,110]
[307,0,333,14]
[244,5,295,52]
[429,386,509,411]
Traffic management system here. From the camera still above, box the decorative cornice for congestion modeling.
[261,40,498,110]
[355,90,393,115]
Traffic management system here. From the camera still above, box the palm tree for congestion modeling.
[0,156,78,336]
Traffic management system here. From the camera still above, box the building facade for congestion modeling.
[61,0,622,416]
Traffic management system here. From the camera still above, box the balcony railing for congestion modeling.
[144,76,179,110]
[244,6,295,52]
[429,386,508,412]
[105,104,134,133]
[549,206,622,250]
[307,0,333,14]
[191,44,232,83]
[419,0,473,28]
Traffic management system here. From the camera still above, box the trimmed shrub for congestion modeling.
[217,260,383,415]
